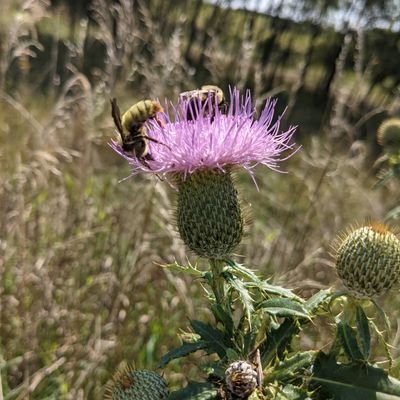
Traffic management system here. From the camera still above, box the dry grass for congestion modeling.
[1,1,400,398]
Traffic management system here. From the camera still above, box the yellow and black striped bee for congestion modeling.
[110,98,166,163]
[179,84,227,121]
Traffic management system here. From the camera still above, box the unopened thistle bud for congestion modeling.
[104,364,169,400]
[334,224,400,298]
[225,361,258,399]
[377,118,400,154]
[176,170,243,259]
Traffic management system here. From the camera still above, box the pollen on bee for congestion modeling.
[152,101,164,113]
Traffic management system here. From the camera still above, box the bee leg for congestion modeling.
[140,154,164,181]
[143,153,154,161]
[145,136,172,151]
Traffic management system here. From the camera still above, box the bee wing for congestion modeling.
[179,89,202,99]
[110,98,124,136]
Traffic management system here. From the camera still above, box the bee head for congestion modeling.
[201,85,224,105]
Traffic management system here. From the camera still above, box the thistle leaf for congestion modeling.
[243,321,263,356]
[337,321,365,362]
[356,306,371,360]
[223,271,254,323]
[159,340,207,368]
[158,261,205,277]
[225,259,260,282]
[256,281,303,302]
[258,298,310,319]
[211,303,234,335]
[304,289,332,313]
[273,384,312,400]
[312,352,400,399]
[260,319,299,366]
[167,382,218,400]
[265,351,316,383]
[225,260,302,301]
[190,320,232,358]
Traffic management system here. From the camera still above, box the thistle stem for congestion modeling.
[209,258,225,305]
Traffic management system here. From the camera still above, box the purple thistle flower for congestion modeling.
[111,88,297,181]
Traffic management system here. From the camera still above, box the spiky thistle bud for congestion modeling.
[334,223,400,298]
[176,169,244,259]
[225,361,258,399]
[104,363,169,400]
[377,118,400,154]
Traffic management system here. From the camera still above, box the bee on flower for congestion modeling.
[111,87,297,259]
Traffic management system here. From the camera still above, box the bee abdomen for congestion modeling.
[122,100,162,130]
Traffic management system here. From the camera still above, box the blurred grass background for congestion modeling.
[1,0,400,398]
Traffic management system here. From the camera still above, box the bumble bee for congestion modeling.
[110,98,167,163]
[179,84,227,121]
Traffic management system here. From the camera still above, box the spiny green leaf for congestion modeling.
[223,271,254,323]
[243,319,264,356]
[190,320,231,358]
[273,384,312,400]
[211,303,234,335]
[226,347,241,362]
[260,319,299,366]
[337,321,365,362]
[159,340,207,368]
[225,260,302,301]
[157,261,205,277]
[265,351,316,383]
[258,298,310,319]
[370,320,393,369]
[203,361,226,380]
[255,281,303,302]
[312,352,400,399]
[225,259,260,281]
[167,382,218,400]
[304,289,332,313]
[356,306,371,360]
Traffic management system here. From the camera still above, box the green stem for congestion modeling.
[209,258,225,305]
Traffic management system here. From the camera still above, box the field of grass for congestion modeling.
[1,1,400,399]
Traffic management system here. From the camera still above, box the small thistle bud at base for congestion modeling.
[335,224,400,299]
[225,361,258,399]
[176,169,244,259]
[104,364,169,400]
[377,118,400,154]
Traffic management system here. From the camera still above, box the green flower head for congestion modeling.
[334,223,400,298]
[377,118,400,154]
[104,363,169,400]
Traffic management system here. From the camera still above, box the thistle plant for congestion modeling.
[108,88,400,400]
[334,223,400,299]
[104,363,169,400]
[375,118,400,186]
[377,118,400,154]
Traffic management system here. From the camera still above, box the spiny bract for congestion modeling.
[104,364,169,400]
[176,169,244,259]
[335,224,400,298]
